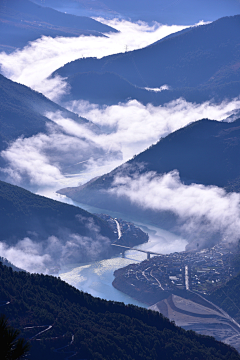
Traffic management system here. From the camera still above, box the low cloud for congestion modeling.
[1,97,240,190]
[67,97,240,159]
[109,170,240,247]
[1,119,121,189]
[0,217,111,273]
[0,19,206,101]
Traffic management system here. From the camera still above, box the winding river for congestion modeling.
[56,196,187,307]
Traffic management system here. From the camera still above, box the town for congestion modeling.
[113,242,238,297]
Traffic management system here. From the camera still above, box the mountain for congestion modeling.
[31,0,240,25]
[0,263,239,360]
[0,179,113,243]
[0,73,121,192]
[53,15,240,105]
[0,180,149,269]
[0,0,117,53]
[58,117,240,225]
[53,71,240,107]
[0,74,89,154]
[58,71,165,105]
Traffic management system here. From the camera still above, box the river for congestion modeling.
[53,194,188,307]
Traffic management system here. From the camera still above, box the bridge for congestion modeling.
[111,244,162,260]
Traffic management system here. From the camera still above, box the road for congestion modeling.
[150,269,164,290]
[26,325,53,340]
[114,219,122,239]
[185,265,189,290]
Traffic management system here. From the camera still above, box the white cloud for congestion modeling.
[67,97,240,160]
[0,19,205,101]
[109,170,240,245]
[1,119,121,189]
[1,97,240,190]
[0,238,51,273]
[0,217,111,273]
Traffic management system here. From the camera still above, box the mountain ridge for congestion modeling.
[0,74,90,154]
[0,0,117,53]
[31,0,240,25]
[53,15,240,105]
[58,117,240,230]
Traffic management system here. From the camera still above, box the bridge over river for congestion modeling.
[111,244,162,260]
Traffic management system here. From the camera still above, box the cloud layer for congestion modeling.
[68,98,240,160]
[1,98,240,190]
[0,16,240,255]
[109,170,240,247]
[0,19,204,101]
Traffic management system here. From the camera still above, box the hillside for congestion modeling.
[58,117,240,223]
[0,180,118,266]
[0,74,89,154]
[58,71,170,105]
[209,272,240,324]
[0,180,113,242]
[0,263,239,360]
[0,180,150,270]
[0,257,24,272]
[54,71,240,106]
[53,15,240,105]
[0,0,117,53]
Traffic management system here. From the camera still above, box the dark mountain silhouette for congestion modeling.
[0,179,114,246]
[31,0,240,25]
[54,15,240,105]
[58,117,240,226]
[0,0,117,53]
[0,263,239,360]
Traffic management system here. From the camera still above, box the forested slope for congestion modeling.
[0,74,88,154]
[0,179,114,249]
[0,263,239,360]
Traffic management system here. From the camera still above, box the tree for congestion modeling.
[0,314,30,360]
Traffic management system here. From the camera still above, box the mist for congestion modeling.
[0,19,206,101]
[1,15,240,254]
[67,98,240,159]
[0,16,233,192]
[109,170,240,248]
[1,97,240,191]
[0,217,111,273]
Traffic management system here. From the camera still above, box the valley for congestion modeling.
[1,1,240,358]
